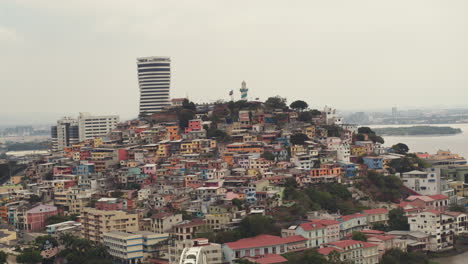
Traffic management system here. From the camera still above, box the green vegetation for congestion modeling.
[206,128,231,142]
[261,151,275,161]
[290,100,308,111]
[351,231,367,241]
[381,248,430,264]
[16,249,43,264]
[195,215,279,244]
[177,108,195,129]
[357,171,405,202]
[357,127,384,144]
[290,133,309,145]
[388,154,430,174]
[373,126,462,136]
[391,143,410,155]
[283,182,367,219]
[297,109,321,122]
[0,251,6,264]
[283,248,349,264]
[265,96,288,110]
[449,203,466,213]
[58,233,112,264]
[28,194,41,204]
[323,125,343,138]
[374,208,409,232]
[46,214,78,225]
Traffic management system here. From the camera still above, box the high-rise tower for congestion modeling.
[137,57,171,114]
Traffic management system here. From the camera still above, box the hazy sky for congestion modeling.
[1,0,468,124]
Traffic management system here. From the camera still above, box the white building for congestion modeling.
[408,210,455,251]
[176,238,221,264]
[103,231,169,264]
[78,112,119,141]
[323,106,343,125]
[137,56,171,114]
[402,168,455,202]
[51,117,79,151]
[293,154,316,170]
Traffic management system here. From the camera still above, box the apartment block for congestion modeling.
[81,208,139,242]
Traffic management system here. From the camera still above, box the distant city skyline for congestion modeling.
[1,1,468,125]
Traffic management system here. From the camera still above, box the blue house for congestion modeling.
[72,164,95,175]
[363,156,383,170]
[339,162,356,177]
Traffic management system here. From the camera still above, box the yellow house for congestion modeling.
[351,145,366,157]
[181,142,195,154]
[291,145,306,157]
[93,138,103,147]
[157,144,169,158]
[303,126,316,139]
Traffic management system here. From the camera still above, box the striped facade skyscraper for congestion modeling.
[137,56,171,115]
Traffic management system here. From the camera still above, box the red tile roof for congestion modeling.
[309,219,340,226]
[361,242,379,248]
[245,254,288,264]
[367,234,395,241]
[363,208,388,215]
[225,235,307,250]
[317,247,342,255]
[429,194,448,200]
[299,222,325,231]
[326,240,363,248]
[341,213,366,221]
[361,229,385,235]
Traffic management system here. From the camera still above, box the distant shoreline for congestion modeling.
[373,126,462,136]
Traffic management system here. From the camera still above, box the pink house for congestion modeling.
[26,204,58,232]
[53,166,72,176]
[185,119,202,133]
[310,219,341,243]
[143,164,157,175]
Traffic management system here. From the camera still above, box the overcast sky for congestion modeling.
[1,0,468,124]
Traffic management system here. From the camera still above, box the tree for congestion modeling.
[16,249,43,264]
[392,143,410,155]
[381,248,429,264]
[232,198,245,210]
[284,248,327,264]
[127,182,141,190]
[207,128,230,142]
[182,99,196,111]
[265,96,287,110]
[290,100,308,111]
[358,127,374,134]
[290,133,309,145]
[261,151,275,161]
[238,215,279,238]
[178,109,195,129]
[0,251,6,264]
[28,195,41,204]
[57,234,112,264]
[351,231,367,241]
[449,203,466,213]
[388,154,429,174]
[388,208,409,231]
[357,127,384,144]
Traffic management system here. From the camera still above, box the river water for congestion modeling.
[434,252,468,264]
[371,123,468,263]
[370,123,468,159]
